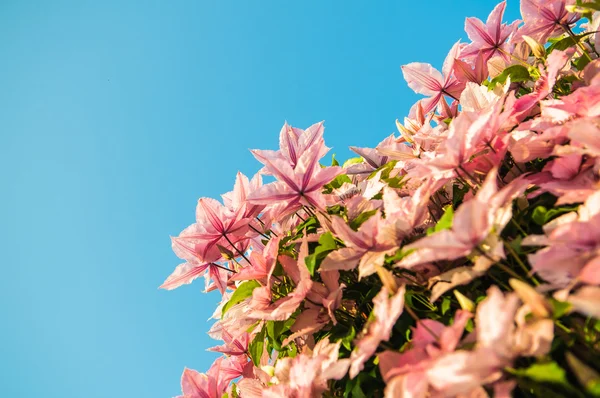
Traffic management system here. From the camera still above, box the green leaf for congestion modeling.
[342,326,356,351]
[327,174,352,190]
[566,352,600,396]
[295,216,319,235]
[550,298,572,319]
[349,209,378,230]
[490,65,531,86]
[342,156,364,168]
[369,160,397,180]
[548,35,579,53]
[574,54,591,71]
[532,206,548,225]
[427,205,453,235]
[222,280,261,317]
[452,183,470,207]
[266,320,289,351]
[305,232,338,275]
[331,153,340,167]
[441,297,452,315]
[532,205,578,226]
[248,327,266,366]
[518,362,569,385]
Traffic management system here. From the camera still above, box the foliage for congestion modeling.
[164,1,600,397]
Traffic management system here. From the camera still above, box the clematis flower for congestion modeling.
[320,212,398,278]
[177,356,247,398]
[282,271,345,347]
[397,168,532,269]
[345,145,389,176]
[229,237,280,284]
[460,1,520,63]
[221,172,266,232]
[518,0,580,42]
[248,141,342,216]
[378,310,474,397]
[247,235,313,321]
[522,190,600,288]
[252,121,327,170]
[207,330,249,357]
[349,285,406,378]
[401,41,465,114]
[453,55,489,85]
[261,338,350,397]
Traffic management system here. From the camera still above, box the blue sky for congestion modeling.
[0,1,519,396]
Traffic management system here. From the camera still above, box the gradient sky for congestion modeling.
[0,1,520,396]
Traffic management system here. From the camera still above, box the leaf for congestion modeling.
[452,183,470,207]
[342,326,356,351]
[369,160,398,180]
[222,280,261,317]
[266,320,286,351]
[342,156,364,168]
[325,174,352,192]
[441,297,451,315]
[550,298,572,319]
[566,352,600,396]
[427,205,453,235]
[331,153,340,167]
[248,327,266,366]
[573,54,591,71]
[490,65,531,86]
[305,232,338,275]
[517,362,569,385]
[349,209,378,230]
[532,205,578,226]
[548,36,578,53]
[295,216,319,235]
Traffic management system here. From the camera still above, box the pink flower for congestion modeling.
[320,212,397,278]
[518,0,580,42]
[460,1,520,63]
[397,168,532,269]
[252,121,327,171]
[523,191,600,288]
[349,285,406,378]
[262,338,350,397]
[248,141,342,216]
[247,236,313,321]
[402,41,465,114]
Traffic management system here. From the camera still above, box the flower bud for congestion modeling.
[376,267,398,294]
[454,290,475,312]
[522,35,546,59]
[509,278,551,318]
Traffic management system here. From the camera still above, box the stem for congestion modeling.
[495,261,526,282]
[497,47,530,68]
[562,24,592,63]
[474,245,525,282]
[504,241,539,286]
[405,305,440,341]
[458,165,480,188]
[510,218,529,237]
[303,205,316,217]
[249,224,270,240]
[319,210,332,224]
[441,90,460,102]
[211,262,237,274]
[223,234,252,265]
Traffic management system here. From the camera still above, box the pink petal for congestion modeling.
[401,62,443,96]
[160,262,209,290]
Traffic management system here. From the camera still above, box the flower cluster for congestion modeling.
[164,1,600,396]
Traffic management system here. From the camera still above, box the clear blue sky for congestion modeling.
[0,1,519,396]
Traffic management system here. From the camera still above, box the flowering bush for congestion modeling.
[163,1,600,396]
